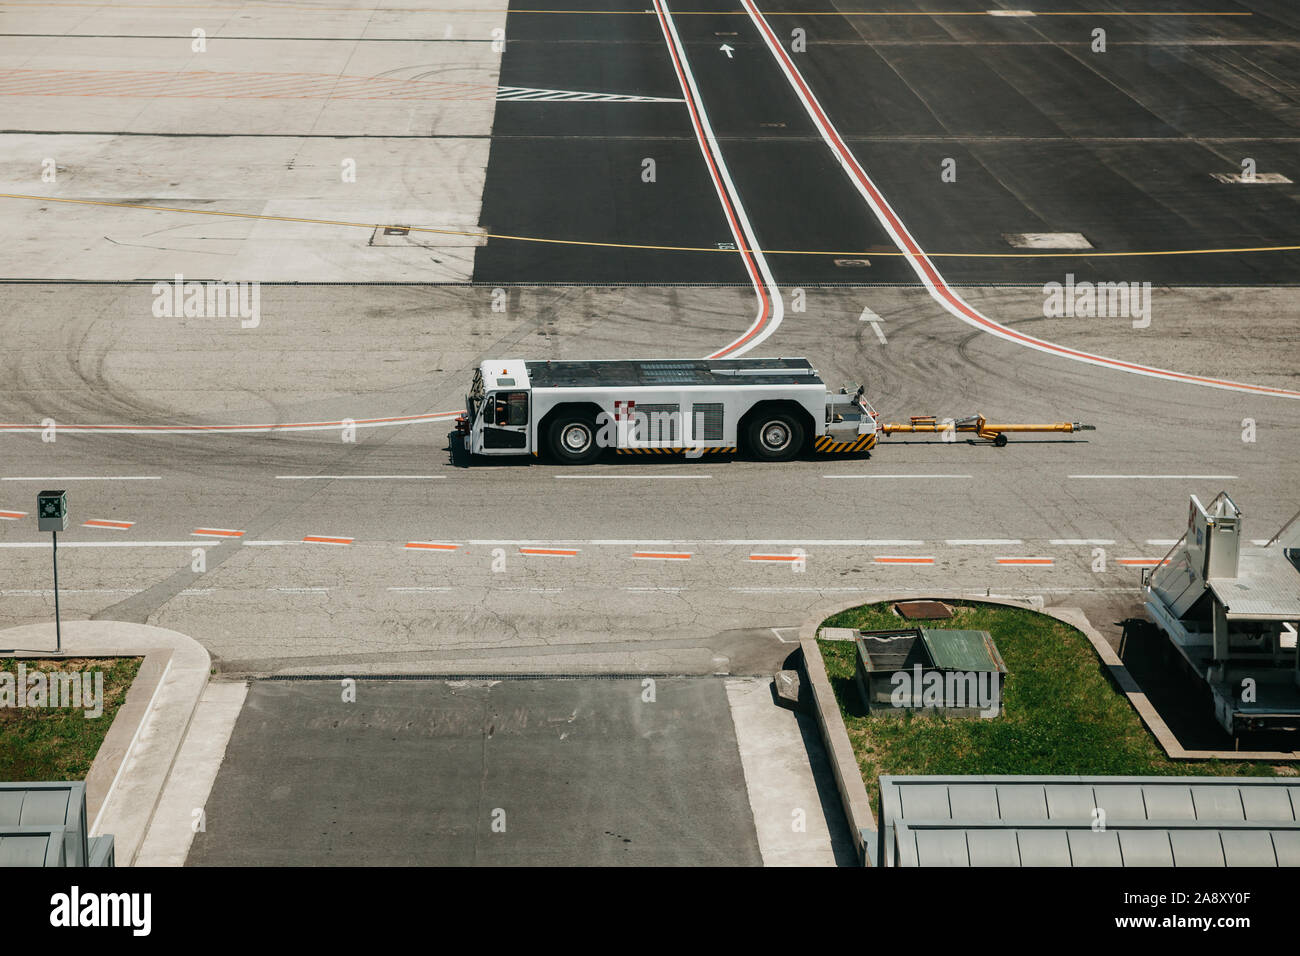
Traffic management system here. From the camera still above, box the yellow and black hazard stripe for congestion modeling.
[814,433,877,454]
[615,446,737,455]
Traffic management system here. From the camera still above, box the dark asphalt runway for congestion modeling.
[474,0,1300,286]
[187,678,763,866]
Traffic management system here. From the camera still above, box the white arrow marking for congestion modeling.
[720,44,734,58]
[859,305,887,344]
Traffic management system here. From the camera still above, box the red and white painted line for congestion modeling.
[749,553,803,562]
[302,535,353,546]
[653,0,782,359]
[0,412,462,435]
[405,541,461,551]
[0,510,26,520]
[1117,558,1170,567]
[874,556,935,565]
[82,519,134,530]
[996,557,1055,566]
[519,547,580,557]
[192,527,245,538]
[739,0,1300,402]
[632,551,693,561]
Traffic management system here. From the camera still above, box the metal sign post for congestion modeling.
[37,490,68,654]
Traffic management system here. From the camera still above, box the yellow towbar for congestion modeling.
[878,414,1095,447]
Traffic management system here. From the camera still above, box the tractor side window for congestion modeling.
[505,391,528,426]
[490,392,528,426]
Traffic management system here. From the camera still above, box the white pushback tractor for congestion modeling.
[454,358,878,464]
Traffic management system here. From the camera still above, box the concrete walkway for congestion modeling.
[725,677,857,865]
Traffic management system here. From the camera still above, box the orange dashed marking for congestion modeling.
[1118,558,1169,567]
[83,519,133,530]
[303,535,353,545]
[874,556,935,565]
[0,510,26,520]
[996,557,1055,566]
[633,551,692,560]
[749,554,801,562]
[519,547,579,557]
[405,542,461,551]
[192,528,245,538]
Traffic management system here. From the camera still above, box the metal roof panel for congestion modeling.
[1169,831,1226,867]
[1221,830,1278,867]
[1141,786,1197,821]
[997,786,1050,820]
[1272,830,1300,866]
[966,830,1020,866]
[915,829,969,866]
[1241,787,1297,822]
[1190,786,1246,822]
[1016,829,1071,866]
[1090,785,1148,822]
[1118,830,1175,867]
[1068,829,1123,866]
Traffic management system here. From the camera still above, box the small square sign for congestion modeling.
[37,489,67,532]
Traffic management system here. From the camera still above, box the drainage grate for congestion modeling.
[894,600,954,621]
[834,258,871,267]
[383,225,411,236]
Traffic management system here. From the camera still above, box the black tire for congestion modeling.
[746,412,804,462]
[993,433,1008,447]
[547,414,602,465]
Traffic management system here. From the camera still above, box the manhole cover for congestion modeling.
[383,225,411,237]
[894,600,953,620]
[834,258,871,268]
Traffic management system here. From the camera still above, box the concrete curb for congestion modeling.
[0,620,211,866]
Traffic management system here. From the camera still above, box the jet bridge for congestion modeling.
[1144,493,1300,738]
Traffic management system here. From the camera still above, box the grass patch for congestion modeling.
[0,657,142,781]
[818,601,1286,808]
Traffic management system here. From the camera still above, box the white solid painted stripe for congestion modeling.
[0,413,462,435]
[465,538,925,546]
[0,541,218,548]
[1070,475,1238,479]
[1146,539,1179,546]
[387,586,456,592]
[739,0,1300,401]
[824,474,971,479]
[241,540,300,546]
[554,474,711,479]
[1050,538,1115,545]
[2,589,138,595]
[946,539,1022,546]
[275,475,445,480]
[654,0,783,358]
[2,476,161,481]
[625,586,687,591]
